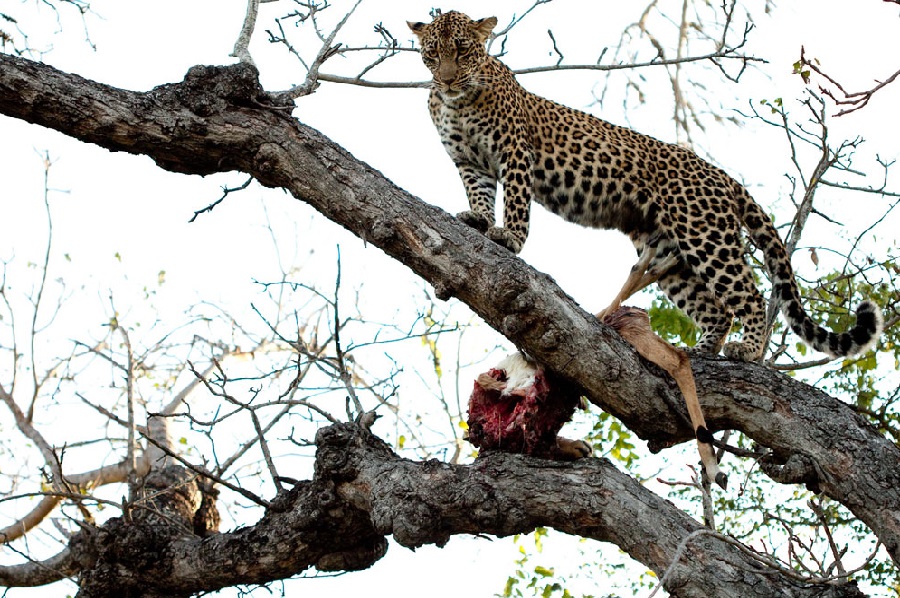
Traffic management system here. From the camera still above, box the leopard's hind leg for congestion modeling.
[667,200,769,361]
[656,258,734,356]
[691,238,767,360]
[721,280,767,361]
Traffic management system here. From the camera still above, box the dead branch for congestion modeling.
[796,46,900,117]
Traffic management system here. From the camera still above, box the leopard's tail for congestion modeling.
[737,186,883,358]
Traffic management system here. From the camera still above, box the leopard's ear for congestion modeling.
[473,16,498,43]
[407,21,427,40]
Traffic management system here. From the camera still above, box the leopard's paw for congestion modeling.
[456,210,492,233]
[486,227,524,254]
[722,341,762,362]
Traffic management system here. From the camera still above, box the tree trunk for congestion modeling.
[0,55,896,595]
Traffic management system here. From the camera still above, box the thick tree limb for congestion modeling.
[0,423,867,597]
[0,548,81,588]
[0,55,897,592]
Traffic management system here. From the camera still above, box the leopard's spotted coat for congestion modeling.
[409,11,882,361]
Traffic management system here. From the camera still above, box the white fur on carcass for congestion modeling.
[495,352,539,397]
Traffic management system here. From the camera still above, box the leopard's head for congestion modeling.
[408,11,497,99]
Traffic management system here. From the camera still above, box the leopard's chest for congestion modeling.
[431,95,504,174]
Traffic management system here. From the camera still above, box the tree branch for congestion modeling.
[0,548,79,588]
[0,55,896,593]
[796,45,900,116]
[7,423,868,596]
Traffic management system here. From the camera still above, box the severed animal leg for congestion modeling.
[596,244,678,321]
[603,307,727,489]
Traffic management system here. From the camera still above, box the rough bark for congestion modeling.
[1,423,867,597]
[0,54,897,595]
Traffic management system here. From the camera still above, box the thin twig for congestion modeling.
[143,434,270,508]
[26,151,56,423]
[647,527,882,597]
[276,0,365,100]
[547,30,563,66]
[190,177,253,223]
[316,47,767,89]
[808,498,847,577]
[796,45,900,116]
[331,246,363,418]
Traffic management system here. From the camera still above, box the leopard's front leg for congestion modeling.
[455,163,497,234]
[487,145,533,254]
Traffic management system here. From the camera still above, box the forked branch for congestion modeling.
[796,46,900,117]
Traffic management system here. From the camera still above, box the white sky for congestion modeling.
[1,0,899,596]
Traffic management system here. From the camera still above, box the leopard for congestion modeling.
[408,10,883,363]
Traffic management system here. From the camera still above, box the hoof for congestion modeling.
[714,471,728,490]
[556,437,592,460]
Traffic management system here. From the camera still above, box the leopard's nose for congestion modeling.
[438,64,458,86]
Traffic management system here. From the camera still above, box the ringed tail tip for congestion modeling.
[842,299,883,357]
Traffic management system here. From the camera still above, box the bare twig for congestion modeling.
[796,45,900,117]
[648,527,881,597]
[771,356,832,371]
[143,431,270,509]
[189,177,253,223]
[547,29,563,66]
[331,246,363,418]
[808,498,847,577]
[0,452,147,543]
[117,326,139,501]
[317,46,766,89]
[488,0,555,52]
[27,151,56,423]
[274,0,365,101]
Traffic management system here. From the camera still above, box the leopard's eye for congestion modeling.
[422,48,438,61]
[456,40,473,55]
